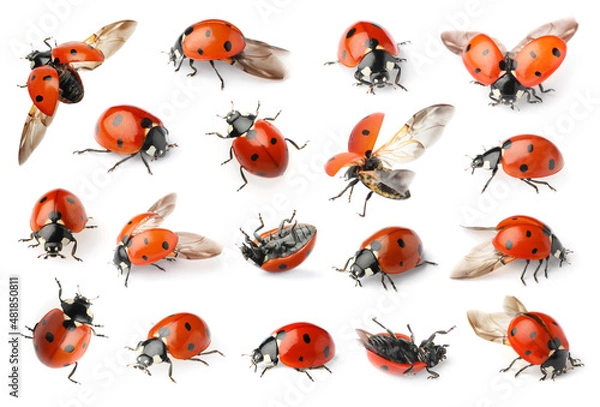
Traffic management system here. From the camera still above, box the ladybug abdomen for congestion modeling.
[56,65,84,104]
[493,225,552,260]
[363,227,424,275]
[260,224,317,272]
[95,106,163,154]
[126,229,179,266]
[501,135,564,179]
[30,189,88,233]
[232,120,288,177]
[148,313,211,360]
[338,21,398,68]
[276,323,335,369]
[507,312,568,365]
[32,308,91,368]
[181,19,246,61]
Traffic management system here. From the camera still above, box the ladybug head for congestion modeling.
[24,49,52,69]
[113,245,132,276]
[345,249,380,286]
[57,279,95,326]
[248,335,278,372]
[168,34,185,69]
[550,235,570,266]
[133,354,154,372]
[470,147,501,174]
[419,341,449,368]
[541,349,570,380]
[41,240,66,259]
[142,126,173,159]
[240,242,265,267]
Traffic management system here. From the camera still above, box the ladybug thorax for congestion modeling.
[113,245,132,275]
[35,223,74,257]
[252,336,278,366]
[550,234,568,265]
[225,110,256,138]
[472,147,501,171]
[357,49,396,88]
[61,295,94,325]
[141,126,170,158]
[541,348,570,378]
[350,249,381,280]
[168,35,185,67]
[136,338,169,369]
[26,49,52,68]
[491,59,526,104]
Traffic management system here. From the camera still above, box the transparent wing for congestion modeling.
[230,38,289,80]
[440,31,507,55]
[175,232,222,259]
[73,19,138,71]
[18,104,57,165]
[450,238,510,279]
[466,309,512,345]
[127,193,178,238]
[373,104,455,167]
[503,295,528,315]
[147,192,177,218]
[355,329,377,352]
[362,169,415,198]
[510,17,578,56]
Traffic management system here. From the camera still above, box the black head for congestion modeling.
[113,245,131,276]
[470,154,485,173]
[60,292,94,326]
[25,49,52,68]
[43,240,64,258]
[142,126,172,159]
[419,341,448,368]
[168,34,185,68]
[248,335,278,372]
[240,242,266,267]
[550,234,569,267]
[541,349,570,379]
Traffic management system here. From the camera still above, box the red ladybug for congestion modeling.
[19,20,137,165]
[74,105,176,174]
[22,279,105,383]
[240,211,317,272]
[452,215,569,285]
[441,18,578,109]
[467,296,583,380]
[356,317,454,378]
[208,102,307,191]
[128,312,223,382]
[20,188,94,261]
[336,226,435,291]
[470,134,564,192]
[326,21,406,93]
[325,104,455,216]
[113,193,222,287]
[248,322,335,381]
[168,19,288,89]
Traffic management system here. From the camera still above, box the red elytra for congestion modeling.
[364,332,427,375]
[27,66,60,116]
[147,313,212,360]
[493,224,552,262]
[51,41,105,65]
[116,211,161,244]
[232,120,289,178]
[180,19,246,61]
[361,227,425,275]
[124,229,179,267]
[30,188,88,233]
[337,22,399,68]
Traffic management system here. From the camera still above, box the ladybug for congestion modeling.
[356,317,454,378]
[207,102,307,191]
[20,188,94,261]
[451,215,569,285]
[441,18,578,109]
[470,134,564,192]
[336,226,435,291]
[467,296,583,380]
[74,105,176,174]
[19,20,137,165]
[168,19,288,89]
[128,312,223,382]
[325,21,407,93]
[248,322,335,381]
[240,210,317,272]
[21,278,105,383]
[112,193,222,287]
[325,104,455,216]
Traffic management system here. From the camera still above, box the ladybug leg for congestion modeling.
[358,191,374,217]
[500,356,523,373]
[138,152,154,175]
[406,324,416,343]
[69,238,83,262]
[150,263,167,272]
[166,357,177,383]
[277,210,297,236]
[380,271,397,291]
[481,168,500,193]
[522,178,556,192]
[107,153,137,173]
[263,110,282,122]
[425,367,440,379]
[73,148,111,155]
[236,167,249,192]
[416,260,438,267]
[371,317,398,338]
[392,66,408,92]
[208,60,225,90]
[252,215,266,243]
[67,362,80,384]
[221,146,235,165]
[514,362,535,378]
[284,138,308,150]
[538,83,555,94]
[186,59,198,77]
[519,260,531,285]
[569,355,584,368]
[324,59,339,66]
[532,259,546,283]
[334,256,353,273]
[19,326,34,339]
[524,88,543,104]
[259,362,277,378]
[19,232,40,248]
[329,179,359,203]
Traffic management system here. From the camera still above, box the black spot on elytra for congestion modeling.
[525,350,532,355]
[526,230,532,238]
[197,48,204,56]
[141,118,153,128]
[251,153,259,161]
[552,48,561,58]
[530,51,537,59]
[399,261,404,267]
[66,197,75,204]
[43,75,53,81]
[397,239,406,248]
[270,137,277,145]
[117,139,123,148]
[324,346,330,358]
[503,139,513,149]
[64,344,75,353]
[370,240,382,251]
[535,71,542,77]
[158,327,171,337]
[36,95,44,102]
[188,343,195,351]
[205,29,211,37]
[465,43,471,52]
[532,248,538,255]
[298,356,304,362]
[278,264,288,270]
[276,330,287,340]
[162,241,170,250]
[45,332,54,343]
[482,49,489,56]
[142,255,148,261]
[184,26,194,35]
[82,342,87,349]
[224,41,232,52]
[303,333,311,344]
[520,164,529,173]
[30,75,36,81]
[380,365,389,371]
[346,27,357,38]
[499,60,507,71]
[475,68,481,74]
[549,159,556,170]
[365,38,379,50]
[505,240,514,250]
[48,211,62,222]
[510,327,517,336]
[185,322,192,331]
[341,50,347,60]
[527,144,534,153]
[70,49,77,56]
[530,331,537,339]
[40,196,48,204]
[362,129,370,136]
[112,114,123,127]
[144,238,149,245]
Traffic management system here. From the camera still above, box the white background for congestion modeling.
[1,0,599,406]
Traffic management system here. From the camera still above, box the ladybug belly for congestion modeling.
[56,65,84,104]
[261,225,317,272]
[232,121,288,177]
[364,333,426,375]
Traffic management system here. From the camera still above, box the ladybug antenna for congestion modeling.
[241,354,258,371]
[127,362,152,376]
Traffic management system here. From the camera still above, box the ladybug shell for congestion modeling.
[148,313,211,360]
[116,211,160,244]
[507,311,569,365]
[500,135,564,180]
[364,333,427,375]
[514,36,567,87]
[461,33,504,85]
[275,322,335,369]
[95,105,165,154]
[259,226,317,272]
[27,65,59,116]
[30,188,88,233]
[495,215,549,231]
[337,21,398,68]
[125,228,179,266]
[32,308,92,368]
[232,120,288,177]
[51,41,105,65]
[492,223,552,261]
[181,19,246,61]
[360,227,424,275]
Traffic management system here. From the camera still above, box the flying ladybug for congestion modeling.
[324,104,455,216]
[19,19,137,165]
[440,18,578,109]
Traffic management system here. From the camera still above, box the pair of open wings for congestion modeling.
[19,20,138,165]
[123,192,222,259]
[467,296,528,346]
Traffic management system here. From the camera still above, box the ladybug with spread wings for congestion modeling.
[19,19,137,165]
[441,18,578,109]
[325,104,455,216]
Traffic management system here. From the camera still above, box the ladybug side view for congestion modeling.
[168,19,288,89]
[469,134,564,193]
[325,104,455,216]
[19,20,137,165]
[207,102,307,191]
[240,210,317,272]
[247,322,335,381]
[74,105,176,174]
[336,226,435,291]
[112,193,222,287]
[325,21,407,93]
[128,313,223,382]
[356,317,454,378]
[21,279,106,383]
[20,188,95,261]
[441,18,578,109]
[467,296,583,380]
[451,215,569,285]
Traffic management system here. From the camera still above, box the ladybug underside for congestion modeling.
[242,223,316,266]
